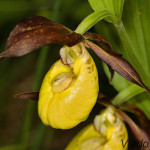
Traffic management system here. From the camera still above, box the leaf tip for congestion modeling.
[144,86,150,94]
[14,93,22,99]
[0,53,5,61]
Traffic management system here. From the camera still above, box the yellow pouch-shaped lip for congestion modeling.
[38,43,99,129]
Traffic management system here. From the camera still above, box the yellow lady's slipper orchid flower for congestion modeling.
[66,106,128,150]
[38,43,99,129]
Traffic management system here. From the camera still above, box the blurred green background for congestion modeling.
[0,0,117,149]
[1,0,150,149]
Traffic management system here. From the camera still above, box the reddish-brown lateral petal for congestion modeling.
[0,16,84,60]
[97,93,112,107]
[115,109,150,146]
[84,40,150,93]
[84,32,124,81]
[120,104,150,132]
[84,32,113,54]
[14,92,39,101]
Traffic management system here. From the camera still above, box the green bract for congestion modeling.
[89,0,125,24]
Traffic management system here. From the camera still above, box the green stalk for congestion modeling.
[112,84,145,106]
[114,21,150,85]
[20,46,49,150]
[30,1,62,149]
[75,9,111,34]
[31,124,46,150]
[20,0,62,149]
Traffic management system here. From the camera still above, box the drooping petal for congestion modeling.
[115,108,150,144]
[0,16,84,60]
[120,104,150,132]
[84,40,150,93]
[84,32,112,53]
[84,32,117,81]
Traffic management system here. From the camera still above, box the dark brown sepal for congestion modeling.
[108,66,114,82]
[0,16,84,60]
[97,93,112,107]
[14,92,39,101]
[83,32,112,53]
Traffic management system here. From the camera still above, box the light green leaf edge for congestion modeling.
[112,84,145,106]
[75,9,112,34]
[88,0,125,24]
[87,0,150,118]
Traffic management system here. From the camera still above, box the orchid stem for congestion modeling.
[114,21,150,86]
[20,0,62,149]
[20,46,49,150]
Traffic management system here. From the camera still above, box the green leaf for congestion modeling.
[75,9,111,34]
[128,93,150,119]
[122,0,150,76]
[88,0,125,24]
[112,85,145,106]
[94,0,150,118]
[103,63,131,91]
[109,0,150,86]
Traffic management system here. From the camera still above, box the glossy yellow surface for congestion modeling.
[38,43,99,129]
[66,107,128,150]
